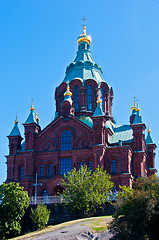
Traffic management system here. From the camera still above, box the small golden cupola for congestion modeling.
[77,18,91,45]
[131,100,137,112]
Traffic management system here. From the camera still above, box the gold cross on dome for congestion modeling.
[81,16,87,26]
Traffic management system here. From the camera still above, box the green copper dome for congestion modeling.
[63,28,105,84]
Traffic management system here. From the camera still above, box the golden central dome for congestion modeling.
[77,26,91,45]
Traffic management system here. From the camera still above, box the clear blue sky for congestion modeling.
[0,0,159,184]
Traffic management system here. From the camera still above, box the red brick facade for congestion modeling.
[6,28,157,197]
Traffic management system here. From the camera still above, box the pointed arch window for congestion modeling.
[88,85,92,110]
[40,164,44,176]
[74,85,79,110]
[112,160,116,173]
[48,164,52,177]
[60,130,72,151]
[20,166,24,179]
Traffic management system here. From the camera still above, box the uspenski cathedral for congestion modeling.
[6,25,157,197]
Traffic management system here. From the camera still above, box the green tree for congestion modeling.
[0,182,29,239]
[109,175,159,240]
[30,204,50,230]
[61,165,114,217]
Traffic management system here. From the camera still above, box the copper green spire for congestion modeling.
[146,125,154,144]
[9,115,21,137]
[25,101,39,124]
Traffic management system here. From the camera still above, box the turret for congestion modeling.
[146,126,157,176]
[130,104,146,151]
[91,90,106,144]
[23,103,41,150]
[61,83,74,117]
[7,116,23,154]
[130,100,137,124]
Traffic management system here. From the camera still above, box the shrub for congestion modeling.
[0,182,29,239]
[61,165,114,217]
[30,204,50,230]
[109,175,159,240]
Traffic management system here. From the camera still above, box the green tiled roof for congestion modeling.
[109,125,133,144]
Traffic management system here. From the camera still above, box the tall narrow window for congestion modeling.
[89,161,92,171]
[60,130,72,151]
[48,164,52,176]
[20,166,24,179]
[74,85,79,110]
[101,88,103,109]
[112,160,116,173]
[40,164,43,176]
[79,161,83,168]
[43,190,47,204]
[88,85,92,110]
[53,165,57,176]
[60,158,72,176]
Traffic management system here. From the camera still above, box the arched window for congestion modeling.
[48,164,52,177]
[112,160,116,173]
[60,130,72,151]
[88,85,92,110]
[101,88,103,109]
[20,166,24,179]
[89,161,92,171]
[79,161,83,168]
[74,85,79,110]
[40,164,43,176]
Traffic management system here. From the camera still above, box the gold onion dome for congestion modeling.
[14,116,18,124]
[136,103,140,112]
[64,85,72,97]
[30,104,35,111]
[35,112,39,123]
[97,99,102,104]
[77,25,91,45]
[131,101,137,111]
[147,125,151,133]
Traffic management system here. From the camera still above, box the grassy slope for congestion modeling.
[10,216,113,240]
